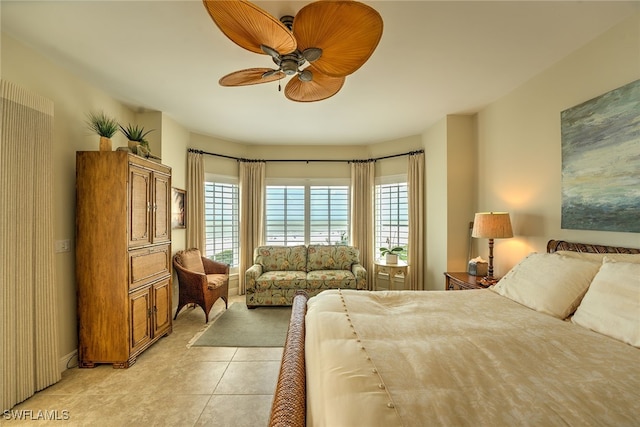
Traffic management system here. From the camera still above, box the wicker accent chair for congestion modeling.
[173,248,229,323]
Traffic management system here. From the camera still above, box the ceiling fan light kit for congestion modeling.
[203,0,383,102]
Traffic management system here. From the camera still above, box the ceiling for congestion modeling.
[2,1,637,145]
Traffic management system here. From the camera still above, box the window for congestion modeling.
[310,186,349,245]
[204,179,239,267]
[375,181,408,259]
[265,185,305,245]
[265,184,350,246]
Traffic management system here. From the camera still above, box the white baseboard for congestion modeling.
[60,349,78,372]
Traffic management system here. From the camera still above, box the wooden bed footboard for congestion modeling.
[269,291,309,427]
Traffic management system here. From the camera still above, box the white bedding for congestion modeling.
[305,289,640,426]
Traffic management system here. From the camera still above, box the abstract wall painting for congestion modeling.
[560,79,640,233]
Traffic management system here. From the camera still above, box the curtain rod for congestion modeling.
[187,148,424,163]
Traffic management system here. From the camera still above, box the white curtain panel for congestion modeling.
[1,80,60,411]
[239,162,265,295]
[350,161,375,290]
[408,152,426,290]
[186,151,205,251]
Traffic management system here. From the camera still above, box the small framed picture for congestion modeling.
[172,188,186,229]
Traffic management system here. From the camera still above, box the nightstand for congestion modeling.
[444,272,493,290]
[374,259,408,290]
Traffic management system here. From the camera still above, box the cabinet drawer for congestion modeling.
[450,279,473,290]
[129,245,170,289]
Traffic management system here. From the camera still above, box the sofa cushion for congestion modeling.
[306,270,358,290]
[255,271,307,290]
[255,246,307,272]
[307,245,360,271]
[178,248,205,274]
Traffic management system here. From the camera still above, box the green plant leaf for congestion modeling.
[380,246,405,256]
[86,111,119,138]
[119,123,154,142]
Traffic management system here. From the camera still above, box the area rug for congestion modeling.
[190,303,292,347]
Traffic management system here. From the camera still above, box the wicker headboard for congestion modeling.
[547,239,640,254]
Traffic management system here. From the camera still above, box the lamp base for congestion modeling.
[478,276,499,287]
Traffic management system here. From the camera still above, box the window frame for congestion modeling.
[264,178,351,246]
[204,174,240,270]
[375,174,409,260]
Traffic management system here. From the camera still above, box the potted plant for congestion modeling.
[380,246,404,264]
[119,123,154,152]
[338,231,348,245]
[86,111,119,151]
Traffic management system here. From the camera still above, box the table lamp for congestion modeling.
[472,212,513,286]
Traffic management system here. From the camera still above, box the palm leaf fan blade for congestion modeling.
[285,72,345,102]
[202,0,296,55]
[293,1,383,77]
[219,68,285,86]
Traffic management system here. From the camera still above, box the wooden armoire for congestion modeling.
[76,151,172,368]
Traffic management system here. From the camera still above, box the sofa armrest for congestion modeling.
[202,257,229,275]
[245,264,264,290]
[352,264,367,290]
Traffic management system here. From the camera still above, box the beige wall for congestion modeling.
[424,118,448,289]
[424,115,476,290]
[446,116,476,272]
[475,13,640,278]
[2,12,638,368]
[189,134,422,181]
[1,34,191,366]
[159,113,191,254]
[2,34,134,367]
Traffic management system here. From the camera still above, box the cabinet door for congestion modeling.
[129,165,152,247]
[129,287,152,354]
[152,172,171,244]
[128,245,171,290]
[152,278,172,337]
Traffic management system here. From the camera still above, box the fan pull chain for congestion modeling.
[278,80,282,92]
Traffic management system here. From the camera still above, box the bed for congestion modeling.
[269,240,640,426]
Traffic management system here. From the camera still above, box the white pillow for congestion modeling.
[572,258,640,348]
[556,250,640,264]
[491,253,602,319]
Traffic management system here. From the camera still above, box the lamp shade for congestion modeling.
[472,212,513,239]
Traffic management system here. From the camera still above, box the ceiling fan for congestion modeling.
[202,0,383,102]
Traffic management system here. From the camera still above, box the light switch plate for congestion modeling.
[55,239,71,253]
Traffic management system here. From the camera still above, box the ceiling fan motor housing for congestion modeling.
[278,53,306,75]
[280,15,294,31]
[281,60,298,75]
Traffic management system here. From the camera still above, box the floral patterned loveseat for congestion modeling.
[245,245,367,307]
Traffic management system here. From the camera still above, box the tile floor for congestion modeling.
[4,295,282,426]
